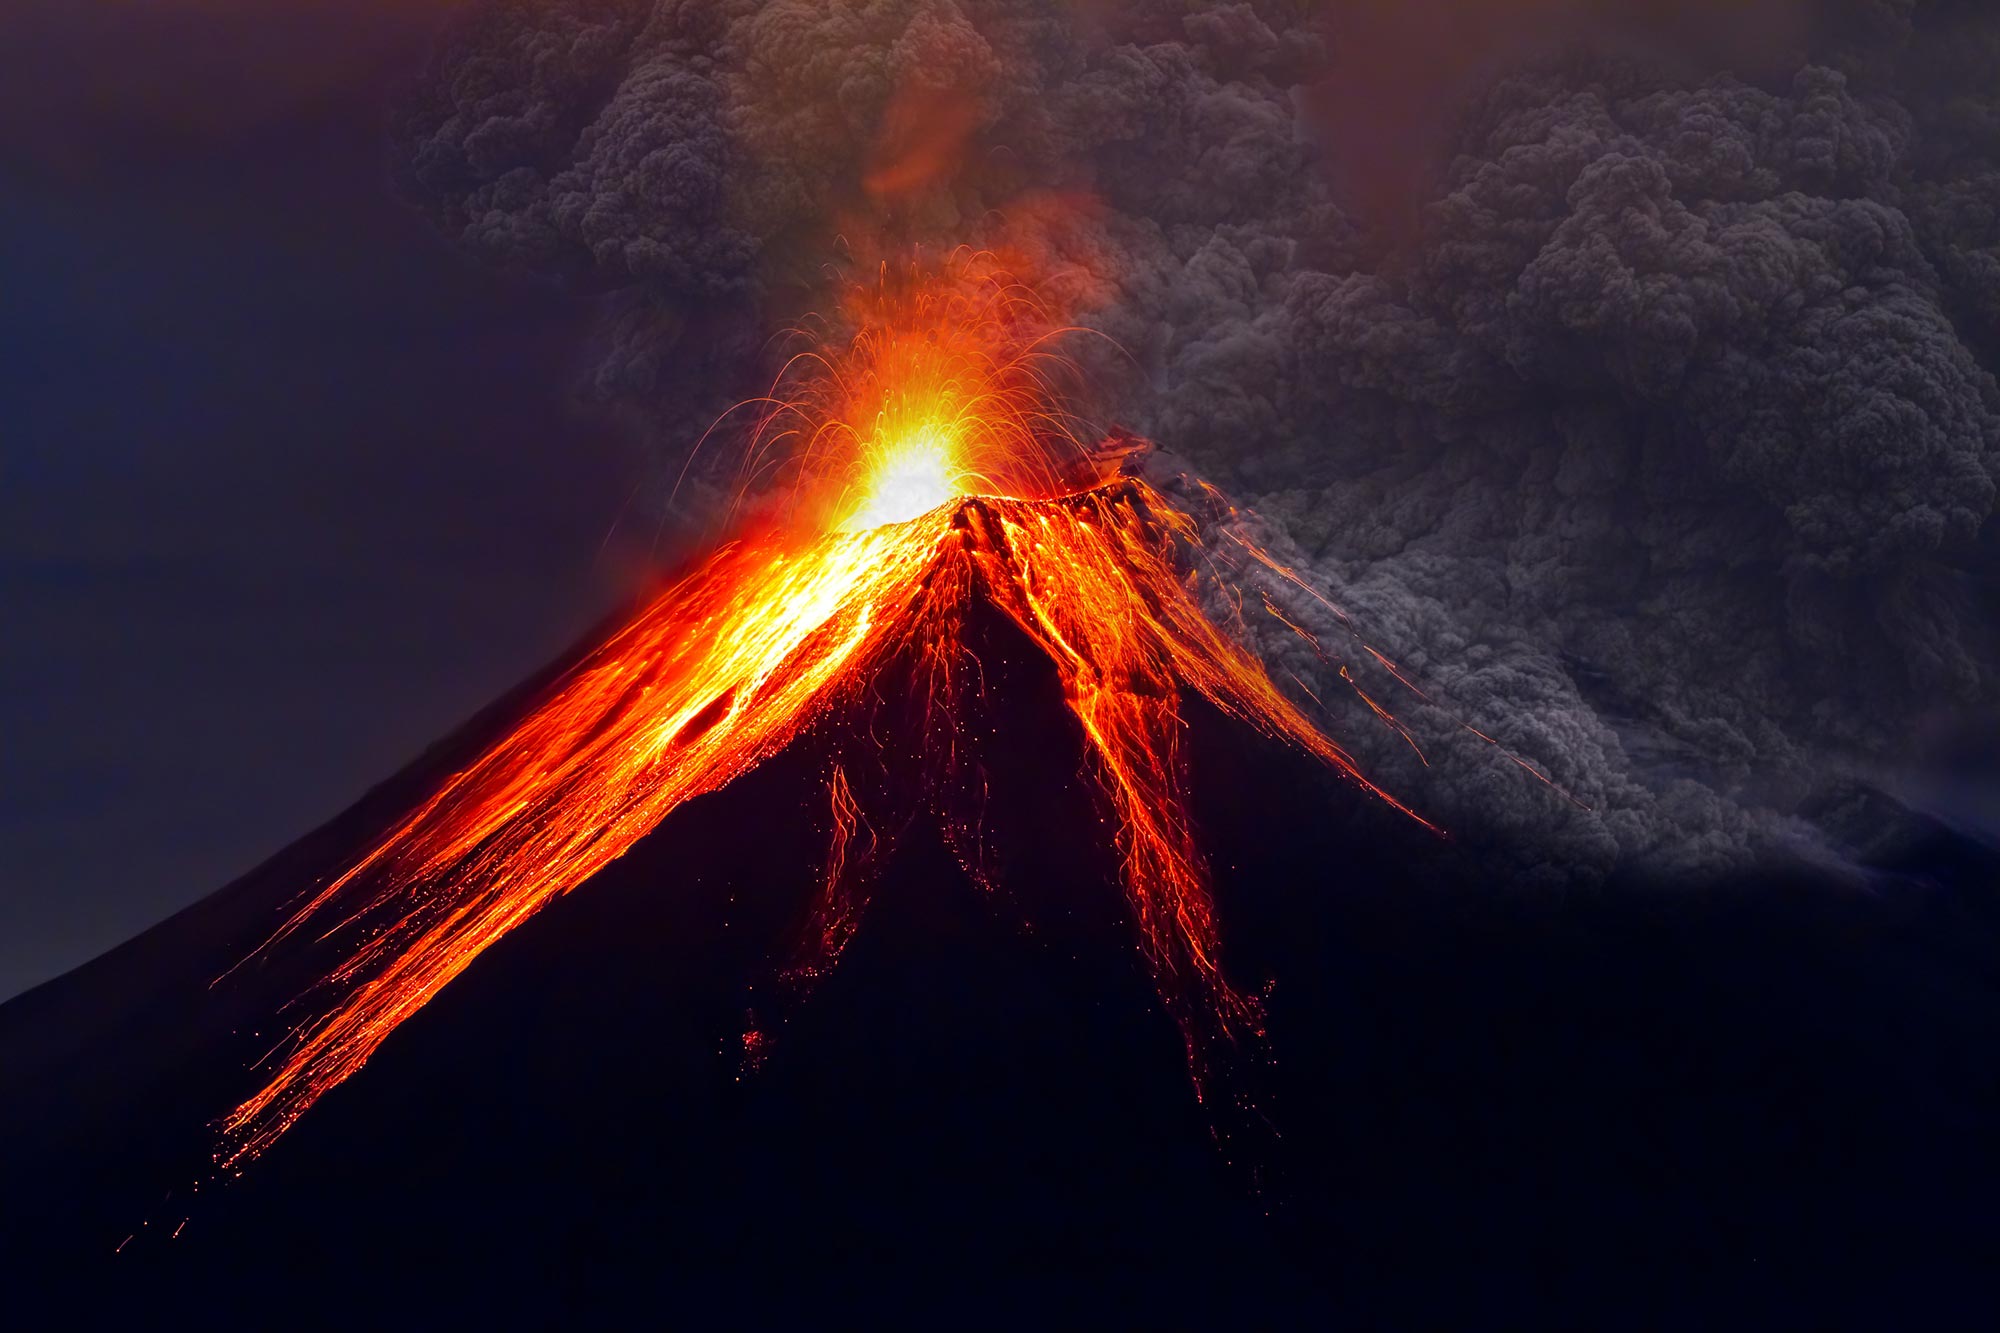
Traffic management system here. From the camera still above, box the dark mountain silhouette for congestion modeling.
[3,559,1995,1326]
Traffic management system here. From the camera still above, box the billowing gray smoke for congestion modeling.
[395,0,2000,879]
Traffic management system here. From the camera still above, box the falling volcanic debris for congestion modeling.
[210,265,1442,1170]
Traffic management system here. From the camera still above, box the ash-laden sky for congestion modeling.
[395,0,1998,879]
[5,0,1998,999]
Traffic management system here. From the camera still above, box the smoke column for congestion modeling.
[394,0,2000,880]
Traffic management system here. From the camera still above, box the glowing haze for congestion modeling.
[216,263,1427,1168]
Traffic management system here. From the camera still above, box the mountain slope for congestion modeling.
[3,525,1996,1324]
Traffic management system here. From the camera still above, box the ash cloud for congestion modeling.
[395,0,2000,878]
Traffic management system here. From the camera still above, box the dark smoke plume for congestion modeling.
[394,0,2000,877]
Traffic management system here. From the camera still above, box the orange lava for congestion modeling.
[216,266,1428,1168]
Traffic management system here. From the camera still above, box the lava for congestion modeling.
[215,264,1430,1169]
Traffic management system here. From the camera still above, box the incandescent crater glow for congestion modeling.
[844,426,965,530]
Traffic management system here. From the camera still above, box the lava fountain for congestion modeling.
[215,263,1431,1169]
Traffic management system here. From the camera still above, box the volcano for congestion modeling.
[0,457,1426,1308]
[6,270,1996,1324]
[6,476,1996,1324]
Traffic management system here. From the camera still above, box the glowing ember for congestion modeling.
[214,263,1431,1170]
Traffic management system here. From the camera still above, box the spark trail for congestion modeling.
[215,264,1433,1169]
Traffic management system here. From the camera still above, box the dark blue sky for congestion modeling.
[0,3,649,999]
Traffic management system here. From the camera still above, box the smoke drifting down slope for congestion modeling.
[396,0,1998,876]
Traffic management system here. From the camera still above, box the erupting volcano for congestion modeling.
[15,3,2000,1317]
[215,264,1430,1170]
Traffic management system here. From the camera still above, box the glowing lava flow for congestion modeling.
[216,271,1428,1169]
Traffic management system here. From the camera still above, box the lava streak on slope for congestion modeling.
[216,266,1428,1169]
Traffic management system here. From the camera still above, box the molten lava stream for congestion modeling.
[222,510,961,1164]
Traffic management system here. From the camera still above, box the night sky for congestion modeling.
[1,3,641,1000]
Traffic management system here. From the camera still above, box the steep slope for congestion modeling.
[4,575,1995,1322]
